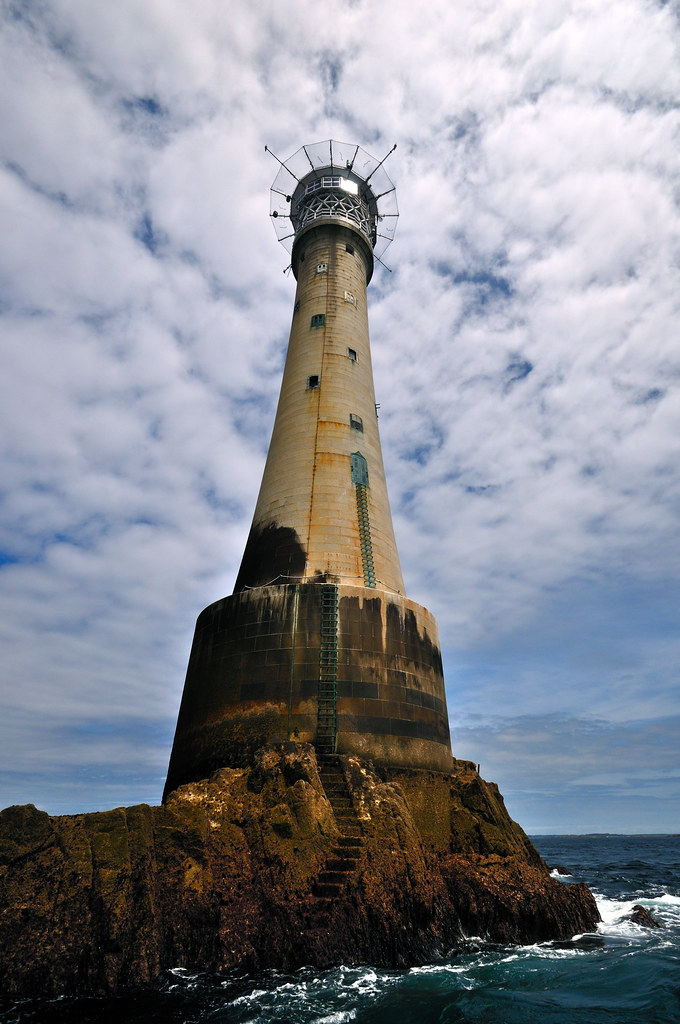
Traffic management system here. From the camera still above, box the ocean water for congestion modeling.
[2,834,678,1023]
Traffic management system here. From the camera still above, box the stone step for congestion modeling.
[328,798,353,810]
[326,858,358,872]
[317,869,354,885]
[337,835,362,847]
[333,846,361,858]
[312,882,343,898]
[310,898,333,914]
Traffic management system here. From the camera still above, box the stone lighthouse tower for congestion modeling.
[164,141,452,799]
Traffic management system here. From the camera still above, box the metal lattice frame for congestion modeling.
[293,189,373,244]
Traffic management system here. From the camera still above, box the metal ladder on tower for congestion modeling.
[355,483,376,588]
[316,584,338,755]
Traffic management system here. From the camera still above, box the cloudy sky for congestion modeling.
[1,0,678,833]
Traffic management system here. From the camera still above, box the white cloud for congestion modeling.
[0,0,678,830]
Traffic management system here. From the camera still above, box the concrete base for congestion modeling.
[163,582,452,798]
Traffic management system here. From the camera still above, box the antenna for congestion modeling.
[364,143,397,185]
[264,144,300,186]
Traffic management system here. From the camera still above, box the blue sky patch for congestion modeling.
[505,359,534,385]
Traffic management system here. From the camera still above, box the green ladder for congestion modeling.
[317,584,339,755]
[355,483,376,588]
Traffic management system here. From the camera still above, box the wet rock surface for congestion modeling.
[629,904,662,928]
[0,744,600,997]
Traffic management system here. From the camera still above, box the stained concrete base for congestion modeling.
[164,582,452,798]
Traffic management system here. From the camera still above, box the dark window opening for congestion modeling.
[311,313,325,328]
[307,375,320,389]
[346,243,355,255]
[348,347,357,362]
[350,413,363,432]
[294,300,300,313]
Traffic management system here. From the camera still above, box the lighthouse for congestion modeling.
[164,141,452,799]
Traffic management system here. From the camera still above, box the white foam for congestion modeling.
[165,965,202,991]
[409,963,470,976]
[594,893,634,924]
[506,942,592,962]
[591,890,680,937]
[230,988,269,1006]
[335,967,381,994]
[314,1014,356,1023]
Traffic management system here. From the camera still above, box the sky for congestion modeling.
[1,0,678,834]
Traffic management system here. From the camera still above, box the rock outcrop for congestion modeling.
[629,904,662,929]
[0,744,599,997]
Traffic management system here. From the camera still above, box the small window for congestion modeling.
[316,262,328,274]
[346,243,355,255]
[347,348,357,362]
[311,313,325,328]
[307,374,320,389]
[349,413,363,432]
[293,300,300,314]
[344,290,356,305]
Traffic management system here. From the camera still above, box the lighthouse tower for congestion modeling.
[164,141,452,799]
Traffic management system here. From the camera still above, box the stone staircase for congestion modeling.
[313,756,363,900]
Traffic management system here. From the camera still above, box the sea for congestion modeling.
[1,834,678,1023]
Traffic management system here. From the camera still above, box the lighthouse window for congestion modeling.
[311,313,325,328]
[293,300,300,314]
[344,291,356,305]
[349,413,363,432]
[307,375,320,389]
[346,243,355,255]
[304,176,341,196]
[350,451,369,486]
[316,262,328,274]
[347,347,357,362]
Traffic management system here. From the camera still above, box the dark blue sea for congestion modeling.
[2,835,679,1023]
